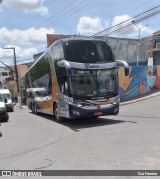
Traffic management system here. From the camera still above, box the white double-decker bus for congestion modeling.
[25,36,129,122]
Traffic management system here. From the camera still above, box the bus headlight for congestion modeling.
[69,102,83,107]
[112,96,120,105]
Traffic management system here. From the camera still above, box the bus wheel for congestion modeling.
[31,103,35,114]
[32,103,38,114]
[54,104,63,122]
[34,104,38,115]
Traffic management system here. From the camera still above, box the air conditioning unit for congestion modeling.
[156,42,160,49]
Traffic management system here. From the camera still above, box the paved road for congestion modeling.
[0,94,160,178]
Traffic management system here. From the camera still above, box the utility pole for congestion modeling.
[132,20,140,67]
[3,47,22,108]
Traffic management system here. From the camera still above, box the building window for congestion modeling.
[2,72,8,76]
[156,42,160,49]
[9,71,14,76]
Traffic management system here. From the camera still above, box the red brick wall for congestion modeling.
[47,34,72,47]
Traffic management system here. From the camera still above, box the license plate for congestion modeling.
[94,112,103,116]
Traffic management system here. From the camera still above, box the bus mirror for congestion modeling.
[116,60,129,76]
[57,61,65,67]
[61,85,64,93]
[65,82,68,91]
[57,60,72,77]
[124,67,129,76]
[57,60,70,68]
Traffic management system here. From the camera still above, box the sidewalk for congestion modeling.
[13,103,28,109]
[120,90,160,106]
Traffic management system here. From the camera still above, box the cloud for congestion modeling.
[0,26,55,64]
[76,16,105,36]
[109,14,154,37]
[77,14,154,37]
[111,14,132,27]
[3,0,48,15]
[0,45,38,61]
[0,27,55,46]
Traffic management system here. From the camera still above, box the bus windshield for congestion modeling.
[64,40,114,63]
[35,90,48,97]
[69,68,118,99]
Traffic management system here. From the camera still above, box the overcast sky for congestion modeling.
[0,0,160,65]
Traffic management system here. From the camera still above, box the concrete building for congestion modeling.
[0,67,12,88]
[108,36,154,65]
[151,31,160,65]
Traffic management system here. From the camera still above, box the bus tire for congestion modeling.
[31,103,35,114]
[53,104,63,122]
[34,104,38,115]
[2,113,9,122]
[32,103,38,114]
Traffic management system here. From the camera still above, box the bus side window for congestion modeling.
[60,77,68,95]
[52,43,64,61]
[64,79,68,95]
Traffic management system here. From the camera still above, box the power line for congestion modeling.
[3,1,160,64]
[1,0,96,64]
[105,8,160,37]
[92,4,160,37]
[34,0,81,28]
[17,57,33,63]
[8,0,95,46]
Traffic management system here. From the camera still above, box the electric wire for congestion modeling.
[2,0,95,63]
[2,2,160,64]
[9,0,95,47]
[92,4,160,37]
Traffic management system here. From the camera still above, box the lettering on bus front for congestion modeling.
[84,63,99,69]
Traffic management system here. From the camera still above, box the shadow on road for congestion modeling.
[33,112,131,131]
[59,118,127,132]
[118,114,160,119]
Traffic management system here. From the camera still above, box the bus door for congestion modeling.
[57,76,69,118]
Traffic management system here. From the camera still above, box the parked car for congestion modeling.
[0,89,14,112]
[0,94,9,122]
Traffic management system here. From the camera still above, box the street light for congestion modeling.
[132,20,148,66]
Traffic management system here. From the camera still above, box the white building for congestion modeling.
[0,67,12,88]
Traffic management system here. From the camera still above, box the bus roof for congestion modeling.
[52,36,108,46]
[25,36,110,75]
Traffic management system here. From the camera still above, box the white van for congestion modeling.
[0,94,9,121]
[0,89,14,112]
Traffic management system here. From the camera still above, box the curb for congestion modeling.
[120,91,160,106]
[13,103,28,109]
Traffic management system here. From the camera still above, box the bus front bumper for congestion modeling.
[69,103,119,119]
